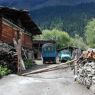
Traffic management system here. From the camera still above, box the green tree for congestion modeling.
[34,29,71,49]
[85,19,95,48]
[71,35,88,49]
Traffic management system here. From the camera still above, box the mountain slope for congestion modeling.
[0,1,95,36]
[0,0,46,10]
[31,3,95,36]
[0,0,95,10]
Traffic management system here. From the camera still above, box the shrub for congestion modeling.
[0,66,11,78]
[24,59,34,69]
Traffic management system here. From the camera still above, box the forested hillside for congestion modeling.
[31,3,95,37]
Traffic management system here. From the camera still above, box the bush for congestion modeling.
[34,29,71,49]
[0,66,11,78]
[24,59,34,69]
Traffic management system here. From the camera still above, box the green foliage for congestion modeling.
[71,35,88,49]
[32,3,95,49]
[49,18,64,30]
[24,59,33,69]
[31,3,93,37]
[85,19,95,48]
[34,29,71,49]
[0,66,11,78]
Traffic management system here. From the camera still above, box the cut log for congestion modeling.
[0,50,18,73]
[22,60,75,76]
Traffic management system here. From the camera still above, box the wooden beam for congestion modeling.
[22,60,75,76]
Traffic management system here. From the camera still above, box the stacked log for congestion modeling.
[0,40,34,73]
[83,49,95,60]
[0,49,18,73]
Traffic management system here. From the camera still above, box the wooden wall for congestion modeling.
[22,34,32,49]
[0,18,32,49]
[1,23,14,44]
[0,18,2,40]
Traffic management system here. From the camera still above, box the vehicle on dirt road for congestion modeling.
[42,43,57,64]
[58,50,72,62]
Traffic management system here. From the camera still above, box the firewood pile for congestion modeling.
[0,49,18,73]
[83,48,95,60]
[0,41,34,73]
[74,48,95,93]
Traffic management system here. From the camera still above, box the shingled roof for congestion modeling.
[0,7,41,35]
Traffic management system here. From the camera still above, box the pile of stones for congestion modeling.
[74,49,95,93]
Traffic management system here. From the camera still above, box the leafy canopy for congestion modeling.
[34,29,71,49]
[85,19,95,48]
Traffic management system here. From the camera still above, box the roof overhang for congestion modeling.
[0,7,41,35]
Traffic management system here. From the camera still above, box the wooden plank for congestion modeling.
[1,20,32,49]
[23,34,32,49]
[0,18,2,40]
[1,23,14,43]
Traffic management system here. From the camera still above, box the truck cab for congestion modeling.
[58,50,72,62]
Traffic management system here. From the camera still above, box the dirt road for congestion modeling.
[0,66,94,95]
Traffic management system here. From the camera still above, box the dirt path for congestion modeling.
[0,67,94,95]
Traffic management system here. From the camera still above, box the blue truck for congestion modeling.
[42,43,57,64]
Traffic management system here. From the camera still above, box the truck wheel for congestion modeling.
[43,60,45,64]
[54,60,56,64]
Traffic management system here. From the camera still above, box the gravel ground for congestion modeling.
[0,66,94,95]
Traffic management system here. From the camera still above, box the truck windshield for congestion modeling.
[44,47,55,52]
[61,50,71,55]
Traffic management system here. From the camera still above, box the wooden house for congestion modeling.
[0,7,41,50]
[0,7,42,72]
